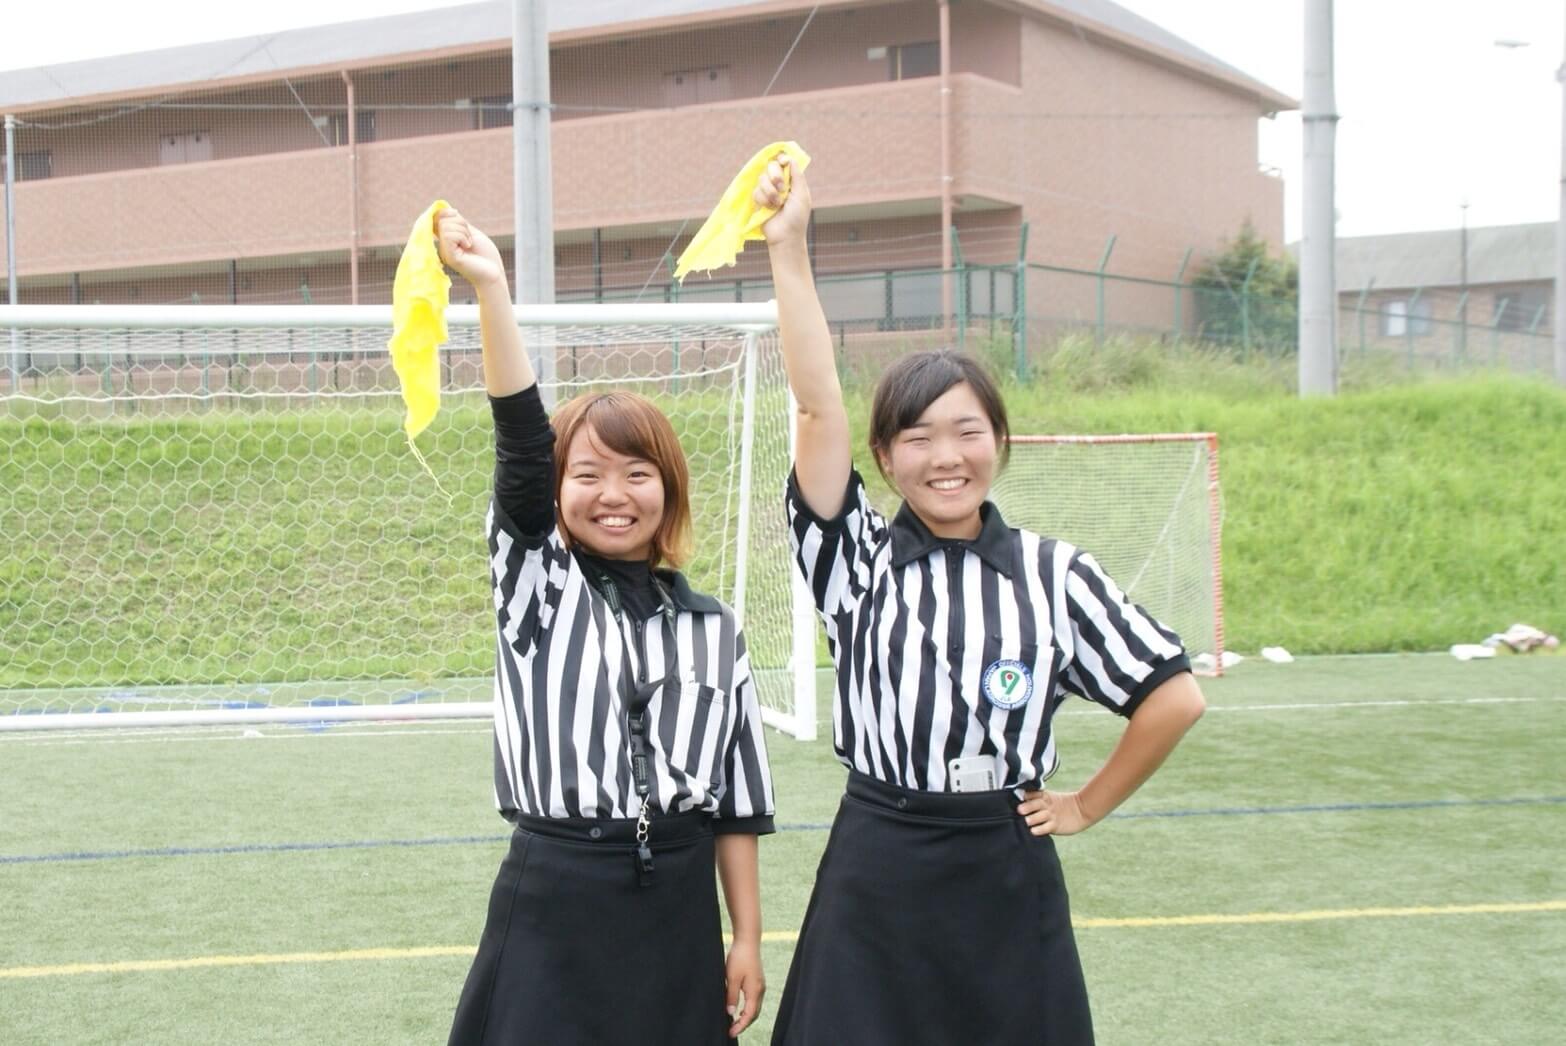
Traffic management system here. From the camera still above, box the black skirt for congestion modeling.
[448,810,731,1046]
[771,772,1094,1046]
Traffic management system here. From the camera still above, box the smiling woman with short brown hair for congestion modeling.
[433,205,774,1046]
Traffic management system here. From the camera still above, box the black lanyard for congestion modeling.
[600,573,678,886]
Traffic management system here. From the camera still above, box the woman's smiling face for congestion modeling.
[876,381,998,540]
[557,424,666,561]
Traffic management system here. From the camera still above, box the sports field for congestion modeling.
[2,653,1562,1044]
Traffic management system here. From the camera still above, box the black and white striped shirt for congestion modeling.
[483,391,775,830]
[788,471,1189,792]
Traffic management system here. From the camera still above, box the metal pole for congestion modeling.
[1405,287,1422,370]
[950,225,966,347]
[1013,221,1029,378]
[342,72,360,306]
[1453,290,1469,364]
[592,227,602,303]
[1355,278,1373,357]
[1458,201,1467,361]
[938,0,953,333]
[1556,13,1566,385]
[5,113,19,387]
[1529,302,1548,371]
[1095,234,1116,348]
[1240,256,1260,356]
[1492,298,1509,365]
[1173,247,1193,340]
[732,331,760,631]
[514,0,557,396]
[1299,0,1339,395]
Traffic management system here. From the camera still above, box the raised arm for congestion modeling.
[758,157,852,518]
[438,206,552,536]
[436,208,534,397]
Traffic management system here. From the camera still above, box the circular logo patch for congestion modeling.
[981,659,1033,710]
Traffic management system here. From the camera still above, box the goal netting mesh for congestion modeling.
[991,434,1224,674]
[0,304,813,734]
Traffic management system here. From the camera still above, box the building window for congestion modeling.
[888,41,940,80]
[0,150,51,181]
[1492,288,1549,332]
[662,66,733,107]
[473,95,512,130]
[1381,297,1432,337]
[327,111,377,145]
[158,131,213,165]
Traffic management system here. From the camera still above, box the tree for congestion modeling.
[1192,221,1298,354]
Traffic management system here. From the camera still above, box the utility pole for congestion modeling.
[514,1,557,396]
[1556,9,1566,386]
[1300,0,1339,395]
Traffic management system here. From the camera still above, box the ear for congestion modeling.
[874,443,900,495]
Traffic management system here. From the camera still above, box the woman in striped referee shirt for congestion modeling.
[434,207,776,1045]
[757,157,1207,1045]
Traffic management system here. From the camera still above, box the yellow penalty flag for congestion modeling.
[388,199,453,493]
[673,141,811,282]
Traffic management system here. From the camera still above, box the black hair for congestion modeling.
[868,349,1010,480]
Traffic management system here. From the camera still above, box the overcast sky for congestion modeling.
[1,0,1560,241]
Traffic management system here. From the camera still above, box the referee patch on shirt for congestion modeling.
[981,659,1033,710]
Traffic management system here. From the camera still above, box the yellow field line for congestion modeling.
[0,946,476,979]
[5,900,1563,980]
[1072,899,1566,929]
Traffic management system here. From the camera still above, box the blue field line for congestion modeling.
[0,835,505,865]
[5,795,1563,866]
[1110,795,1566,820]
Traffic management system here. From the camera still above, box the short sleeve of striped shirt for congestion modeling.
[1058,549,1191,717]
[486,497,572,662]
[785,468,887,621]
[714,630,777,834]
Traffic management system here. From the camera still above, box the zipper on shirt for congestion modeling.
[600,573,624,618]
[599,574,647,689]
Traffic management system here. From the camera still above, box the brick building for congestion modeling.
[0,0,1293,321]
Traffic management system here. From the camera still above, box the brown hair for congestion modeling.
[550,391,693,568]
[868,349,1010,480]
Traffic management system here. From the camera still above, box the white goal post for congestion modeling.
[992,433,1225,676]
[0,302,817,738]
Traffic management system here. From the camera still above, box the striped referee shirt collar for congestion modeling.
[888,499,1016,578]
[654,566,724,614]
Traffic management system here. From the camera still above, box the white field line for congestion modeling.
[4,694,1563,747]
[0,722,491,747]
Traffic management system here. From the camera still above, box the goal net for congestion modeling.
[0,303,816,738]
[991,434,1224,675]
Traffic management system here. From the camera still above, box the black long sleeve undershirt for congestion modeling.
[490,384,556,538]
[490,385,659,619]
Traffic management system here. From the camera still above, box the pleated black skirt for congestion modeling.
[448,810,731,1046]
[771,771,1094,1046]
